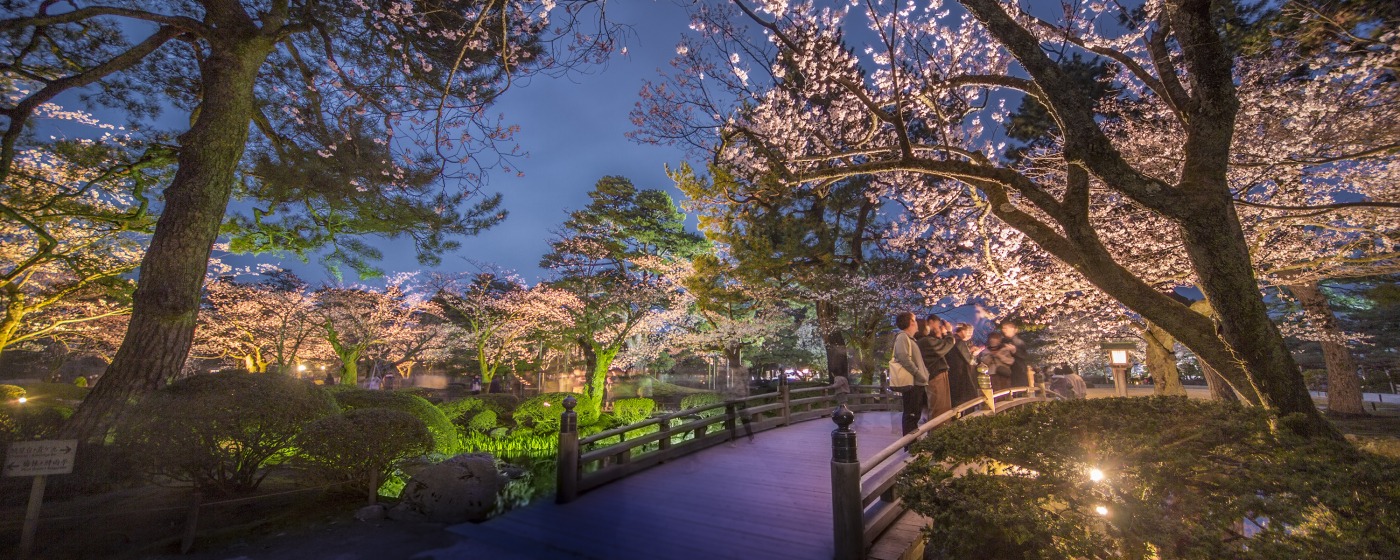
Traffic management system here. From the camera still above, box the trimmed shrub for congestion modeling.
[899,397,1400,559]
[514,392,598,431]
[0,385,25,401]
[20,382,89,402]
[612,398,656,425]
[467,409,498,432]
[0,402,71,446]
[438,397,487,424]
[680,392,725,418]
[114,373,337,495]
[331,388,461,455]
[297,408,433,501]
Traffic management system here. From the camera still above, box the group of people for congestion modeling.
[888,312,1037,436]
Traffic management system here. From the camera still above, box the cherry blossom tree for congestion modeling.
[0,103,155,360]
[1,0,622,439]
[635,0,1399,435]
[193,268,318,374]
[313,274,442,386]
[435,270,578,386]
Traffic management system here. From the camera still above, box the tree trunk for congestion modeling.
[65,33,275,441]
[1143,321,1186,396]
[815,300,849,381]
[340,357,360,387]
[723,346,748,397]
[1199,358,1238,402]
[1178,204,1330,435]
[577,337,616,419]
[1287,282,1365,416]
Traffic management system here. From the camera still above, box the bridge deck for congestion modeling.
[448,409,905,559]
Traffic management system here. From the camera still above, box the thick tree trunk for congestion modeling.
[577,337,616,419]
[1178,204,1329,435]
[1199,358,1239,402]
[1142,321,1186,396]
[1287,282,1366,416]
[64,33,275,441]
[815,300,849,381]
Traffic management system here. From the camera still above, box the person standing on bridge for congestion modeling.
[916,316,954,420]
[890,311,929,436]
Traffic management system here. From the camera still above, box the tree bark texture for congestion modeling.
[815,300,849,382]
[1177,205,1328,434]
[1287,282,1366,416]
[64,31,276,441]
[723,347,749,397]
[1143,321,1186,396]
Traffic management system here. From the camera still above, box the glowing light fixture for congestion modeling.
[17,397,27,404]
[1095,505,1109,516]
[1089,468,1105,483]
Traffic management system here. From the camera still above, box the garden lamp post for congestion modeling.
[1100,341,1135,397]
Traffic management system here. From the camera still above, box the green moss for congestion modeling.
[19,382,90,402]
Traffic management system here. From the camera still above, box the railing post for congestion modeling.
[725,402,738,442]
[831,405,864,560]
[780,377,792,426]
[658,418,672,451]
[556,395,579,504]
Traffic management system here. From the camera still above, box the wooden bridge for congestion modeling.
[447,384,1050,560]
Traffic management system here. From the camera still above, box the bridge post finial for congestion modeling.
[831,404,856,463]
[556,395,580,503]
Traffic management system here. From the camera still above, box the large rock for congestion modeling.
[393,453,503,522]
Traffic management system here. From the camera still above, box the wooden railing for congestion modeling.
[555,382,903,503]
[831,386,1051,560]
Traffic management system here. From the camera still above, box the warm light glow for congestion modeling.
[1089,468,1105,483]
[543,401,551,407]
[1109,349,1129,365]
[16,397,26,404]
[1095,505,1109,516]
[297,364,307,372]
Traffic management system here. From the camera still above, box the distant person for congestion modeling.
[977,332,1017,392]
[367,375,381,390]
[470,377,482,395]
[945,323,979,405]
[830,373,852,405]
[890,311,929,436]
[916,316,954,419]
[323,371,336,386]
[382,372,399,390]
[999,319,1033,387]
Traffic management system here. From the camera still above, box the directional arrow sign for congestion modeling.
[4,439,77,477]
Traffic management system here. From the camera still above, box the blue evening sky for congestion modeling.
[223,1,702,285]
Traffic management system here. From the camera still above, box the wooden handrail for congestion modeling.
[832,384,1051,559]
[557,383,905,504]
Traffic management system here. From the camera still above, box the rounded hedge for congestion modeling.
[0,402,71,446]
[115,372,338,495]
[1,385,25,401]
[330,388,461,455]
[680,393,725,418]
[612,398,656,425]
[514,392,597,431]
[297,408,433,500]
[467,409,498,432]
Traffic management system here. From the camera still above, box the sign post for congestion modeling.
[5,439,78,559]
